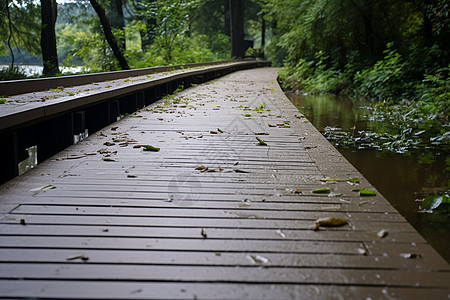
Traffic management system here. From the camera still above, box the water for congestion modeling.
[286,92,450,263]
[0,65,84,77]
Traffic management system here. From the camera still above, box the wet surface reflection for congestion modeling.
[286,92,450,263]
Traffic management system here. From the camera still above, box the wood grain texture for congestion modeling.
[0,67,448,299]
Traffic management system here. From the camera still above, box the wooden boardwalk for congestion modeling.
[0,68,449,299]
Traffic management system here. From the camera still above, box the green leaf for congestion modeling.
[0,98,6,104]
[348,178,361,183]
[256,137,267,146]
[103,158,116,162]
[313,188,330,194]
[421,194,449,211]
[359,189,376,196]
[244,114,252,117]
[142,145,160,152]
[217,128,223,133]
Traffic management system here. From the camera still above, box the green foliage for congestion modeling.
[354,43,407,100]
[0,65,27,80]
[414,66,450,117]
[279,52,349,94]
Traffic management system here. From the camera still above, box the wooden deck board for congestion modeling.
[0,67,448,299]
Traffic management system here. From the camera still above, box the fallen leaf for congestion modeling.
[103,141,115,146]
[217,128,223,133]
[348,178,361,183]
[66,254,89,261]
[256,137,267,146]
[127,174,137,178]
[359,189,376,197]
[20,219,26,225]
[133,145,142,148]
[196,166,207,170]
[377,229,388,238]
[328,192,342,197]
[294,189,302,194]
[234,169,249,173]
[247,254,270,265]
[30,184,56,192]
[268,124,276,127]
[111,126,118,131]
[210,130,218,134]
[314,217,348,231]
[201,228,207,238]
[67,154,87,159]
[400,253,422,259]
[312,188,330,194]
[276,229,286,238]
[142,145,160,152]
[103,158,116,162]
[357,248,368,255]
[255,132,269,135]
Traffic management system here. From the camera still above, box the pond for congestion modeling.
[286,92,450,263]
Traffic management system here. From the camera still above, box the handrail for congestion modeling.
[0,60,270,133]
[0,59,253,96]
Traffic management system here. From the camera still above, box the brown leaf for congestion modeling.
[314,217,348,231]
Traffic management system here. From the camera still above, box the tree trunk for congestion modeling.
[260,16,265,58]
[89,0,130,70]
[224,0,230,36]
[40,0,60,77]
[229,0,244,58]
[108,0,125,49]
[5,0,15,68]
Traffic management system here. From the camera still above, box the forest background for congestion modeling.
[0,0,449,128]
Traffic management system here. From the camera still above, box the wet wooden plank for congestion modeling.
[1,280,448,300]
[0,248,439,269]
[0,67,448,299]
[0,224,426,243]
[0,214,418,231]
[1,264,450,288]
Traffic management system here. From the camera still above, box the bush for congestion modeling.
[353,43,407,101]
[278,52,349,94]
[0,65,28,81]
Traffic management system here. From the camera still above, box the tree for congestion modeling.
[40,0,60,76]
[108,0,125,49]
[89,0,130,70]
[229,0,244,58]
[0,0,40,68]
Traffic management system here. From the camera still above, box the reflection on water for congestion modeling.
[286,92,450,263]
[0,65,84,76]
